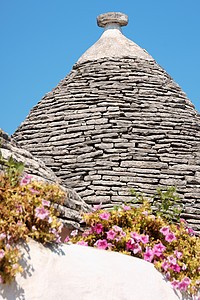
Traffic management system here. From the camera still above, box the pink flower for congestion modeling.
[162,260,170,271]
[82,231,90,237]
[20,174,32,185]
[29,188,39,194]
[0,233,6,240]
[56,237,61,243]
[17,221,22,227]
[32,226,37,231]
[107,243,114,249]
[106,229,117,240]
[180,218,186,223]
[174,250,182,259]
[120,231,126,237]
[142,211,148,216]
[77,240,88,246]
[140,234,149,244]
[132,243,142,255]
[12,263,18,270]
[179,277,191,291]
[165,232,176,243]
[15,205,23,214]
[167,255,177,265]
[0,250,5,259]
[171,264,181,273]
[126,239,135,250]
[71,230,78,237]
[35,207,50,220]
[94,223,104,234]
[130,232,141,242]
[171,280,180,289]
[92,202,102,210]
[94,239,108,250]
[166,271,171,280]
[112,225,123,232]
[122,204,131,211]
[64,237,70,242]
[143,247,155,263]
[186,227,195,236]
[48,217,53,224]
[153,243,166,257]
[159,226,169,236]
[42,200,50,207]
[182,263,187,270]
[99,212,110,220]
[115,236,122,242]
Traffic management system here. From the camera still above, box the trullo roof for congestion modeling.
[12,12,200,232]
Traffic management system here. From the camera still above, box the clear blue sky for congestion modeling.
[1,0,200,136]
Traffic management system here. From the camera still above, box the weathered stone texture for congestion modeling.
[0,129,90,230]
[12,56,200,231]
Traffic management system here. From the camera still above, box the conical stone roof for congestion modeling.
[12,13,200,231]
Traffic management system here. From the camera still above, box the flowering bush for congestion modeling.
[0,164,66,284]
[70,200,200,297]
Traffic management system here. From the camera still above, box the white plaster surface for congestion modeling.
[0,239,190,300]
[78,24,154,63]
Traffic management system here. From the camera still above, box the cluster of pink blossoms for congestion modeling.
[35,206,50,220]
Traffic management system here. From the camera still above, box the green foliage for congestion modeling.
[0,153,66,284]
[130,186,184,223]
[0,150,24,186]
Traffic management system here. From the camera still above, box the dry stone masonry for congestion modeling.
[12,13,200,231]
[0,129,89,231]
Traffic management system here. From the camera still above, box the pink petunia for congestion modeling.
[130,232,141,242]
[140,234,149,244]
[120,231,126,237]
[92,202,102,211]
[0,233,6,240]
[143,247,155,263]
[29,188,39,194]
[94,239,108,250]
[107,243,114,250]
[77,240,88,246]
[32,226,37,231]
[179,277,191,291]
[64,237,70,243]
[12,263,18,270]
[0,250,5,259]
[171,264,181,273]
[112,225,123,232]
[142,211,148,216]
[106,229,117,240]
[126,239,135,251]
[162,260,169,271]
[35,207,50,220]
[153,243,166,257]
[165,232,176,243]
[171,280,180,289]
[167,255,177,265]
[15,205,23,214]
[174,250,182,259]
[71,230,78,237]
[115,236,122,242]
[42,200,50,207]
[182,263,187,270]
[99,212,110,220]
[0,275,2,283]
[122,204,131,211]
[132,243,142,255]
[159,226,170,236]
[94,223,104,234]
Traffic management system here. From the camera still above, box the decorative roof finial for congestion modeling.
[97,12,128,28]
